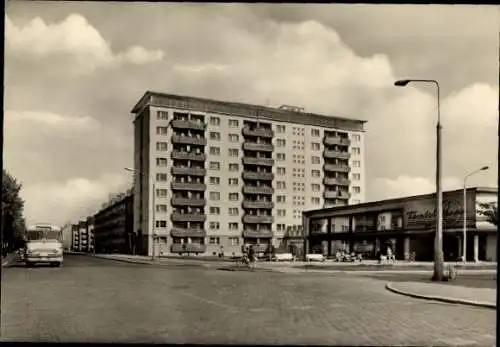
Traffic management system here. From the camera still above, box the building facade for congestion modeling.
[303,187,498,262]
[132,91,367,257]
[71,224,79,251]
[61,223,72,251]
[93,193,134,255]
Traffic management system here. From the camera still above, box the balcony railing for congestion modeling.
[242,215,274,224]
[171,119,206,131]
[338,191,350,199]
[323,136,351,146]
[242,171,274,181]
[242,230,273,238]
[242,200,274,209]
[171,197,206,207]
[337,178,351,186]
[171,151,206,161]
[323,177,341,186]
[170,212,207,222]
[171,166,206,176]
[170,228,206,238]
[323,150,351,160]
[171,243,207,254]
[323,164,351,173]
[171,182,206,191]
[171,135,207,146]
[242,186,274,195]
[242,142,274,152]
[242,157,275,166]
[324,190,339,199]
[242,127,274,138]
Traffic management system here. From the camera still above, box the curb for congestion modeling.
[93,255,210,268]
[385,282,496,310]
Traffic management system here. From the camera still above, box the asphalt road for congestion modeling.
[1,255,496,345]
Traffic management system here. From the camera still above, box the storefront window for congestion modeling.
[310,218,328,234]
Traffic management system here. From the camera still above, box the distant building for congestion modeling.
[303,187,498,262]
[93,192,134,255]
[71,224,79,251]
[86,216,95,253]
[61,223,72,251]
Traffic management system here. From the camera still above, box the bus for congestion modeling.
[24,224,64,267]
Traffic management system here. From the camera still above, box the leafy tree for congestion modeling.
[478,202,498,226]
[2,170,27,252]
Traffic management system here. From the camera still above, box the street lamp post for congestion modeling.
[125,168,157,261]
[394,78,444,281]
[462,166,489,262]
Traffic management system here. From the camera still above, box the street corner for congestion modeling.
[385,282,497,310]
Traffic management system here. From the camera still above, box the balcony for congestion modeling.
[324,190,339,199]
[171,197,206,207]
[323,164,351,173]
[242,171,274,181]
[242,142,274,152]
[323,150,351,160]
[171,119,206,131]
[171,182,206,191]
[323,177,341,186]
[170,212,207,222]
[170,228,206,238]
[171,166,206,176]
[338,191,350,199]
[171,243,207,254]
[171,135,207,146]
[242,230,273,238]
[171,151,206,161]
[242,127,274,138]
[323,136,351,146]
[243,186,274,195]
[242,157,274,166]
[242,200,274,209]
[337,178,351,186]
[242,215,275,224]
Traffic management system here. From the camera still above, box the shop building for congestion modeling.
[303,187,497,262]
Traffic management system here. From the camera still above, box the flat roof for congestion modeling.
[131,91,367,132]
[304,187,498,217]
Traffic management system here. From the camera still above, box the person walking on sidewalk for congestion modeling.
[248,245,256,269]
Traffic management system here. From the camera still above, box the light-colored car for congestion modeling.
[24,239,63,267]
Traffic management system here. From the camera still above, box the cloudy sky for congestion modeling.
[4,3,499,225]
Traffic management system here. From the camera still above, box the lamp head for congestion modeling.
[480,166,489,171]
[394,79,411,87]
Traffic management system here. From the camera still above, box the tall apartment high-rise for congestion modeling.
[131,92,367,257]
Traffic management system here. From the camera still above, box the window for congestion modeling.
[277,195,286,203]
[311,142,320,151]
[156,189,168,197]
[229,119,239,127]
[228,207,239,216]
[228,134,239,142]
[228,178,239,186]
[353,173,361,180]
[277,153,286,161]
[277,224,286,231]
[155,220,167,228]
[209,147,220,155]
[277,167,286,175]
[228,148,239,157]
[277,181,286,189]
[353,186,361,194]
[311,184,320,192]
[156,126,168,135]
[352,147,361,155]
[352,134,361,141]
[209,223,220,231]
[229,163,239,172]
[209,177,220,185]
[210,132,220,141]
[156,173,168,181]
[276,139,286,147]
[210,162,220,171]
[311,156,320,164]
[210,117,220,126]
[276,125,286,133]
[277,209,286,217]
[209,207,220,215]
[229,237,240,246]
[229,193,239,201]
[311,129,320,137]
[353,160,361,168]
[229,223,238,230]
[209,192,221,200]
[156,204,167,212]
[156,158,168,167]
[209,236,220,244]
[312,169,320,177]
[311,197,320,205]
[157,111,168,120]
[156,142,168,151]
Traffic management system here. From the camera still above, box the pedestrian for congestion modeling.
[248,245,255,269]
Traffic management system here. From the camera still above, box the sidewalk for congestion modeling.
[1,253,17,267]
[386,281,496,309]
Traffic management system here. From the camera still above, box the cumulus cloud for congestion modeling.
[5,14,165,74]
[5,110,99,133]
[371,176,463,201]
